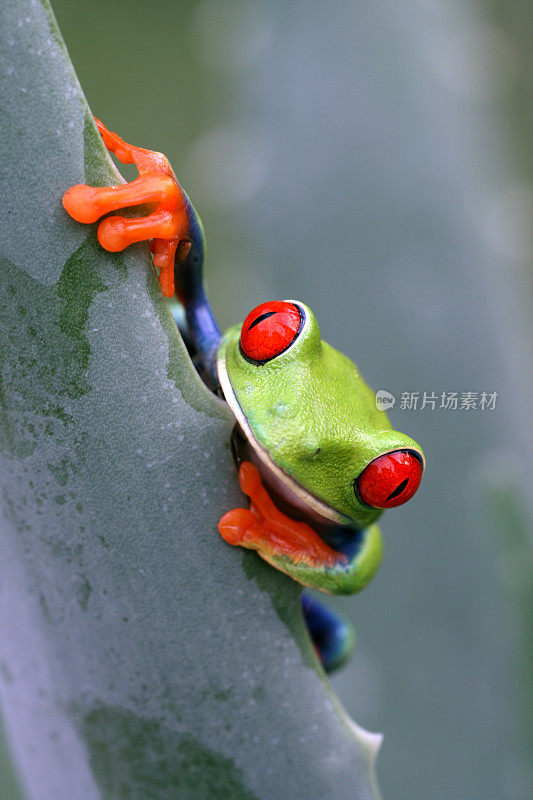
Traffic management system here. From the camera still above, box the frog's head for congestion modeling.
[217,300,424,595]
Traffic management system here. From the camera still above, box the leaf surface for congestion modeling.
[0,2,381,798]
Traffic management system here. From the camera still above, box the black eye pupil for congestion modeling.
[247,310,277,331]
[386,477,409,501]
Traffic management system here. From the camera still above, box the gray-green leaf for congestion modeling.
[0,1,381,798]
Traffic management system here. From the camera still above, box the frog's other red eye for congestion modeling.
[240,301,303,363]
[356,450,423,509]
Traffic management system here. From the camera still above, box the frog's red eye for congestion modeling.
[356,450,423,509]
[240,301,303,363]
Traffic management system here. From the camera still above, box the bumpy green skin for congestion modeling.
[219,302,424,594]
[221,302,423,525]
[261,523,383,596]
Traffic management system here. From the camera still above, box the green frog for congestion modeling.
[63,119,425,672]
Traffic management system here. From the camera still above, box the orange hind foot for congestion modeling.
[62,118,190,297]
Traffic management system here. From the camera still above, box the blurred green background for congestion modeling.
[47,1,532,798]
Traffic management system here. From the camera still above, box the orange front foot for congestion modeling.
[62,117,190,297]
[219,462,347,569]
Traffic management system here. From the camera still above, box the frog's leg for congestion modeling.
[218,462,347,569]
[219,462,353,670]
[63,117,189,298]
[63,118,221,385]
[171,200,221,388]
[301,592,355,673]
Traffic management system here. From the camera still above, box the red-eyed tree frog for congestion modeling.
[63,119,425,672]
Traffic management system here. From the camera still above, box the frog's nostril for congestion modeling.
[356,450,423,509]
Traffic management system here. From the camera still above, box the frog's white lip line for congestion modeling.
[217,350,350,528]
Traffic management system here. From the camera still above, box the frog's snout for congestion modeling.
[355,449,423,509]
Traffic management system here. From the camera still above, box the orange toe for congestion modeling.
[219,509,257,546]
[63,185,103,224]
[96,217,130,252]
